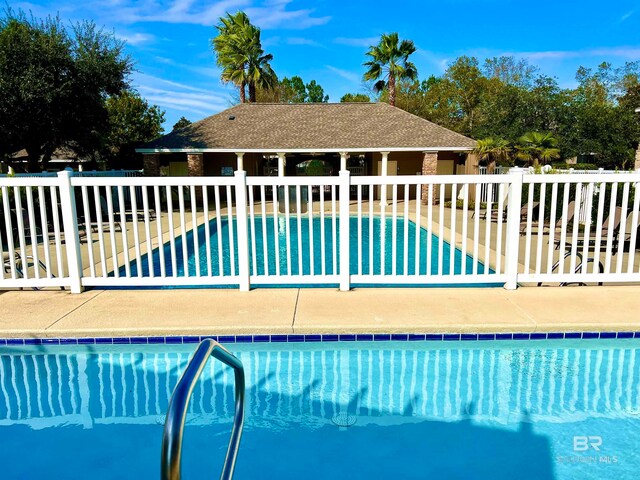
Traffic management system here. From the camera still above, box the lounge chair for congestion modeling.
[79,196,123,238]
[479,202,540,228]
[529,201,576,238]
[2,250,64,290]
[554,205,623,252]
[541,207,627,287]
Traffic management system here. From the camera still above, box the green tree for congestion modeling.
[483,56,538,88]
[306,80,329,102]
[212,11,276,103]
[515,132,561,167]
[363,32,417,107]
[473,137,512,172]
[280,76,307,102]
[256,76,329,103]
[0,10,132,171]
[172,117,191,130]
[340,93,371,102]
[104,91,164,167]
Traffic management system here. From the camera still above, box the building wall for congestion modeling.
[369,151,464,200]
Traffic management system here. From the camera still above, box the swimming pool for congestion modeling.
[2,339,639,479]
[123,216,490,281]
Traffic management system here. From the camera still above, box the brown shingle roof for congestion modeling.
[140,103,476,151]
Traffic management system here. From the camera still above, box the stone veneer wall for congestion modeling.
[142,154,160,176]
[421,152,438,204]
[187,153,204,177]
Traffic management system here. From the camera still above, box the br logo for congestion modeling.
[573,436,602,452]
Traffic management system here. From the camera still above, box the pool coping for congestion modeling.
[2,285,640,341]
[1,330,639,346]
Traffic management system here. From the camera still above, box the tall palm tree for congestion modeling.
[212,12,276,103]
[363,33,417,107]
[516,132,561,167]
[473,137,512,173]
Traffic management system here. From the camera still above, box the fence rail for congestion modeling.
[2,168,640,293]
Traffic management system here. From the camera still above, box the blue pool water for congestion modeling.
[2,340,640,479]
[123,216,490,281]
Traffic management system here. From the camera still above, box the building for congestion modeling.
[137,102,477,199]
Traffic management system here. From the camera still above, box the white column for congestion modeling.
[277,152,286,177]
[235,152,245,171]
[381,152,389,176]
[340,152,349,172]
[380,151,390,206]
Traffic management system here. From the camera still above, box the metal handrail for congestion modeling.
[161,339,245,480]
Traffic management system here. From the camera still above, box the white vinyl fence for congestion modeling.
[2,169,640,293]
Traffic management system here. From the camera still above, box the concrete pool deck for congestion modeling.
[0,285,638,338]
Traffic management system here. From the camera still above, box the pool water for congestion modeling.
[1,340,639,479]
[123,216,490,279]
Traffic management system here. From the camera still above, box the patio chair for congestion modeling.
[517,202,541,234]
[2,250,64,290]
[111,187,156,222]
[537,201,576,238]
[554,206,625,253]
[79,196,123,238]
[542,207,626,287]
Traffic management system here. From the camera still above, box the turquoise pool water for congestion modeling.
[1,340,639,479]
[123,216,490,281]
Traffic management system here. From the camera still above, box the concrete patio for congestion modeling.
[1,285,638,338]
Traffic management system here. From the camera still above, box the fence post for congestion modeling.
[504,167,524,290]
[57,170,83,293]
[339,170,351,291]
[234,170,251,292]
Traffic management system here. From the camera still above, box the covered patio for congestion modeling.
[137,103,477,200]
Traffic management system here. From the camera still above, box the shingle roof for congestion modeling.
[141,103,476,151]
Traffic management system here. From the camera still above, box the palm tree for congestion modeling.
[516,132,561,167]
[212,12,276,103]
[473,137,511,173]
[363,33,417,107]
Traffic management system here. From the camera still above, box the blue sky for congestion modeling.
[13,0,640,130]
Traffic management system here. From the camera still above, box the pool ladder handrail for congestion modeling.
[161,339,245,480]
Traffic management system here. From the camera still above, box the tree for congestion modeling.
[212,11,276,103]
[306,80,329,102]
[363,32,417,107]
[515,132,561,167]
[340,93,371,102]
[172,117,191,130]
[104,91,165,168]
[0,10,132,171]
[483,56,538,88]
[473,137,512,172]
[256,76,329,103]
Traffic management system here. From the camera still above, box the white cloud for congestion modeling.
[136,83,228,116]
[326,65,360,83]
[286,37,323,47]
[416,49,449,72]
[115,32,156,46]
[96,0,329,29]
[245,4,330,29]
[134,73,219,95]
[620,10,635,23]
[512,47,640,61]
[334,36,379,48]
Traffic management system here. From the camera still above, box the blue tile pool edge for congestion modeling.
[1,331,640,346]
